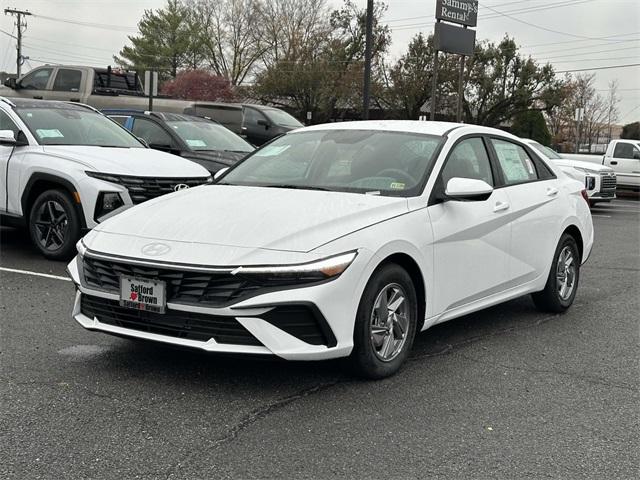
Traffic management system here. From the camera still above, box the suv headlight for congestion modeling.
[231,251,358,284]
[94,192,124,221]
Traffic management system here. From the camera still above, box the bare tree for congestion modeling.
[187,0,263,85]
[605,80,620,143]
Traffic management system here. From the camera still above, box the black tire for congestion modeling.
[28,189,81,260]
[350,263,418,379]
[532,233,580,313]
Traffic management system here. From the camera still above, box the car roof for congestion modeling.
[102,109,214,123]
[0,96,92,110]
[296,120,517,139]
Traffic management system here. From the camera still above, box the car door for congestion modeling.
[0,109,24,213]
[48,68,85,102]
[427,136,511,316]
[242,107,271,145]
[16,67,54,100]
[488,137,561,287]
[607,142,640,187]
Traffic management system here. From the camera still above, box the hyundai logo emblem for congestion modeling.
[141,242,171,256]
[174,183,190,192]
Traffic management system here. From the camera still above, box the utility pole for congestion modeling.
[362,0,373,120]
[4,7,32,77]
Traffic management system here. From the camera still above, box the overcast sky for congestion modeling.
[1,0,638,123]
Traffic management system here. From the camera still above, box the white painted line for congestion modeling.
[0,267,72,282]
[591,214,611,218]
[592,208,640,213]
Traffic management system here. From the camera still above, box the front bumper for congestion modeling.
[67,251,364,361]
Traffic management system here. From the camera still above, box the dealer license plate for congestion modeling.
[119,276,166,313]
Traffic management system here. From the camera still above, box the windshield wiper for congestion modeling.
[261,184,331,191]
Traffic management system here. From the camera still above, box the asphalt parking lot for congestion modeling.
[1,197,638,480]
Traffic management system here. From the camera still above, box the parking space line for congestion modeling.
[591,215,612,218]
[0,267,71,282]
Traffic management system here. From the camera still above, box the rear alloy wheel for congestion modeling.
[28,189,81,260]
[350,264,417,379]
[532,233,580,313]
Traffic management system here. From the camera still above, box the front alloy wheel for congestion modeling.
[351,263,418,379]
[29,189,81,260]
[370,283,410,362]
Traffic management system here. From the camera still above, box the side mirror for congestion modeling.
[257,119,270,129]
[3,77,17,89]
[0,130,16,145]
[445,177,493,201]
[214,167,229,180]
[634,151,640,160]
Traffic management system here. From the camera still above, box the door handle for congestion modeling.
[493,201,510,213]
[33,96,43,99]
[546,187,559,197]
[610,161,618,165]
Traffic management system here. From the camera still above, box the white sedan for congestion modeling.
[67,121,594,378]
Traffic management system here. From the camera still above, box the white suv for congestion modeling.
[0,97,211,259]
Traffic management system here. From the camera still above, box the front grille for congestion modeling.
[81,294,262,345]
[600,174,617,191]
[83,256,263,307]
[89,173,210,204]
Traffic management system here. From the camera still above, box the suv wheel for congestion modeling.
[28,189,81,260]
[350,263,418,379]
[532,233,580,313]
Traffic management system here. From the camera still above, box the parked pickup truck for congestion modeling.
[0,97,211,259]
[561,139,640,191]
[1,65,303,145]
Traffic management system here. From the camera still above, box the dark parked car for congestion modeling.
[179,103,304,146]
[102,109,254,174]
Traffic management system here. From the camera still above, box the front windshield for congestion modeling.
[16,107,143,147]
[264,109,303,127]
[220,130,443,197]
[530,141,562,160]
[167,120,253,153]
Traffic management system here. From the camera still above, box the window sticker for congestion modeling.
[185,139,207,148]
[390,182,406,190]
[36,129,64,139]
[255,145,290,157]
[494,143,529,182]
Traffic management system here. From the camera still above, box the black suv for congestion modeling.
[103,110,254,174]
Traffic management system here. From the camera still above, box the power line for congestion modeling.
[478,1,627,42]
[33,14,137,32]
[522,31,640,48]
[538,45,640,61]
[556,63,640,73]
[390,0,595,31]
[527,38,640,56]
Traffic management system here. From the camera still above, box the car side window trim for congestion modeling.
[485,136,556,189]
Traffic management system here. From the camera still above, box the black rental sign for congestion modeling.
[436,0,479,27]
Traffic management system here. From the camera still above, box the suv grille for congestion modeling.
[87,173,210,204]
[83,256,264,307]
[600,173,616,192]
[81,295,262,345]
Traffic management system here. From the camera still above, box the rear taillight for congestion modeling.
[581,189,589,203]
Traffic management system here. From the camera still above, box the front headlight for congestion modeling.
[231,251,358,284]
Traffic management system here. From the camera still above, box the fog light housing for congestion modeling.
[94,192,124,222]
[585,176,596,190]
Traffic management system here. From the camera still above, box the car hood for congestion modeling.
[42,146,210,177]
[553,158,613,172]
[93,185,408,254]
[182,150,248,167]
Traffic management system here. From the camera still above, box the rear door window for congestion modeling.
[491,139,539,185]
[52,69,82,92]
